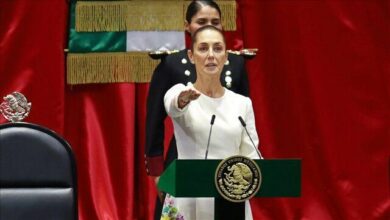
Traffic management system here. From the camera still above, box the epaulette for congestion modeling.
[227,48,258,59]
[149,50,180,60]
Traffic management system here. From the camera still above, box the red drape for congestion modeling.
[0,0,389,219]
[239,1,389,219]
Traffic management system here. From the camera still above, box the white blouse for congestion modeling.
[163,83,261,220]
[164,83,260,160]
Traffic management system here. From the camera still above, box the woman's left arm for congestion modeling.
[239,98,263,159]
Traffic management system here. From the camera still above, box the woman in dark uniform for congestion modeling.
[145,1,250,219]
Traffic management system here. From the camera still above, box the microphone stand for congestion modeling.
[205,115,216,159]
[238,116,263,159]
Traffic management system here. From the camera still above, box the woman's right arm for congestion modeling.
[164,84,188,118]
[164,84,200,118]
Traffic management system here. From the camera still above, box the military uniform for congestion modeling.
[145,48,252,219]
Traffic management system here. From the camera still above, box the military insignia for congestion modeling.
[215,155,261,202]
[227,48,258,59]
[149,50,179,59]
[0,92,32,122]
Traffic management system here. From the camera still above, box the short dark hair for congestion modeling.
[191,25,226,50]
[185,1,222,23]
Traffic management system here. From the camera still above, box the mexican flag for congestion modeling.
[67,0,237,85]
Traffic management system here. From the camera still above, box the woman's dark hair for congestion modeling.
[191,25,226,50]
[186,1,222,23]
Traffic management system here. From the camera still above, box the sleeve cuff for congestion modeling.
[145,155,164,176]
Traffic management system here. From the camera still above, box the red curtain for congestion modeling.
[239,1,389,219]
[0,0,389,219]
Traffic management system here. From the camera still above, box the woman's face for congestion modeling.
[185,6,222,34]
[188,29,227,77]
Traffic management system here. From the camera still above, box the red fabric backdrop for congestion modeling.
[0,0,389,219]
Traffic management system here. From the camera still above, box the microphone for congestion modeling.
[238,116,263,159]
[205,114,216,159]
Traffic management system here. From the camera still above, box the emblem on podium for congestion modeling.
[215,155,262,202]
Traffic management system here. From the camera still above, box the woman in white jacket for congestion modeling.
[162,25,262,220]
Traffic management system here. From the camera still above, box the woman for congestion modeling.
[161,25,260,220]
[145,1,250,218]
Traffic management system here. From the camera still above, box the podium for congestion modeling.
[158,159,301,219]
